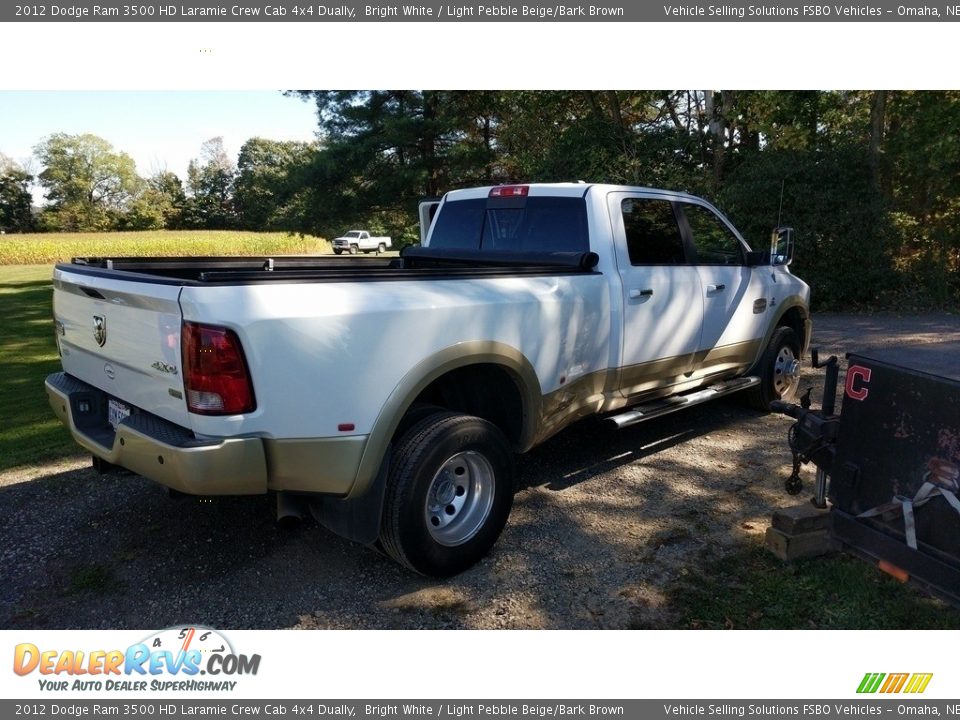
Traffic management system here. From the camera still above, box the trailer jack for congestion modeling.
[772,348,840,508]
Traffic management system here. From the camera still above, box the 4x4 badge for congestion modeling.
[151,361,179,375]
[93,315,106,347]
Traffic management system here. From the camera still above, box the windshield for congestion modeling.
[428,196,589,254]
[345,231,362,238]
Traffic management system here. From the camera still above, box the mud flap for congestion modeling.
[309,447,391,545]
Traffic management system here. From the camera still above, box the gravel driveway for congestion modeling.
[2,313,959,630]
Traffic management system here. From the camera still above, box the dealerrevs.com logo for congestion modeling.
[857,673,933,694]
[13,626,260,692]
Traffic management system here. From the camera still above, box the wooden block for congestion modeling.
[765,526,837,562]
[772,503,831,534]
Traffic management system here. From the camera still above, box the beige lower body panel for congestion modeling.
[533,339,765,447]
[618,339,760,402]
[46,375,364,497]
[47,378,267,495]
[263,436,367,495]
[691,338,763,379]
[114,427,267,495]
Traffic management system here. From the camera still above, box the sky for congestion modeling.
[0,91,320,200]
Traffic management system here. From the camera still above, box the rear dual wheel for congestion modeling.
[379,411,515,577]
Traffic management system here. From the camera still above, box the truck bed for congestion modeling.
[64,248,600,285]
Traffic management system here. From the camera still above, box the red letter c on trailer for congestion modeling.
[845,365,872,401]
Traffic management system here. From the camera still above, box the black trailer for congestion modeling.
[774,341,960,603]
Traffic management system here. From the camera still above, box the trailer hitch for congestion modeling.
[771,348,841,508]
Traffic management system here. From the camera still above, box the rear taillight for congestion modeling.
[181,322,256,415]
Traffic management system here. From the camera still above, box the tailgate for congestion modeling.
[53,266,189,427]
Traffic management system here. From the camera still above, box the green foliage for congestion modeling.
[120,172,189,232]
[34,133,140,232]
[0,167,34,233]
[720,146,895,309]
[234,137,317,230]
[882,91,960,305]
[121,189,170,231]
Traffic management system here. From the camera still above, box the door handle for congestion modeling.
[629,288,654,299]
[706,284,726,292]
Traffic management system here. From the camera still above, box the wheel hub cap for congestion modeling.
[434,479,457,506]
[424,451,495,547]
[773,347,801,396]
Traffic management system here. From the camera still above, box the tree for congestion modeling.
[34,133,140,231]
[291,91,476,240]
[881,91,960,302]
[120,171,187,230]
[150,170,188,228]
[0,160,33,233]
[234,137,316,230]
[184,137,237,229]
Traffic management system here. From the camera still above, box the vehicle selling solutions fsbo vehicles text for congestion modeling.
[662,4,920,16]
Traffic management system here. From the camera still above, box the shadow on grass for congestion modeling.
[0,421,75,470]
[0,280,53,290]
[0,271,74,471]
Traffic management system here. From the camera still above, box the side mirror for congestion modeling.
[770,226,795,266]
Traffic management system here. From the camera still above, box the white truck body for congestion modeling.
[331,230,392,254]
[46,183,810,575]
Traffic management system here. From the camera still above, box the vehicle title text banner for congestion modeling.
[3,700,960,719]
[4,0,959,21]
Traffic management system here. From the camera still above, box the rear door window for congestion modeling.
[429,196,589,253]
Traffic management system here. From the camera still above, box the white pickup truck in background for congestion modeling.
[45,183,810,576]
[331,230,392,255]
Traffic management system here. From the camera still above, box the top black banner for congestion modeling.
[5,0,960,21]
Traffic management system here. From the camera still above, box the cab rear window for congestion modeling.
[429,196,589,254]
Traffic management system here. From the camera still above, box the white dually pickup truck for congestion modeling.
[46,183,810,576]
[331,230,392,255]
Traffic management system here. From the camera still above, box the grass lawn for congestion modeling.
[654,543,960,629]
[0,264,78,470]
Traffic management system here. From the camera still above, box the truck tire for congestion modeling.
[333,249,343,255]
[349,244,359,255]
[746,326,802,411]
[379,411,515,576]
[377,243,386,254]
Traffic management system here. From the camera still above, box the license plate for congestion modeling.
[107,399,131,430]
